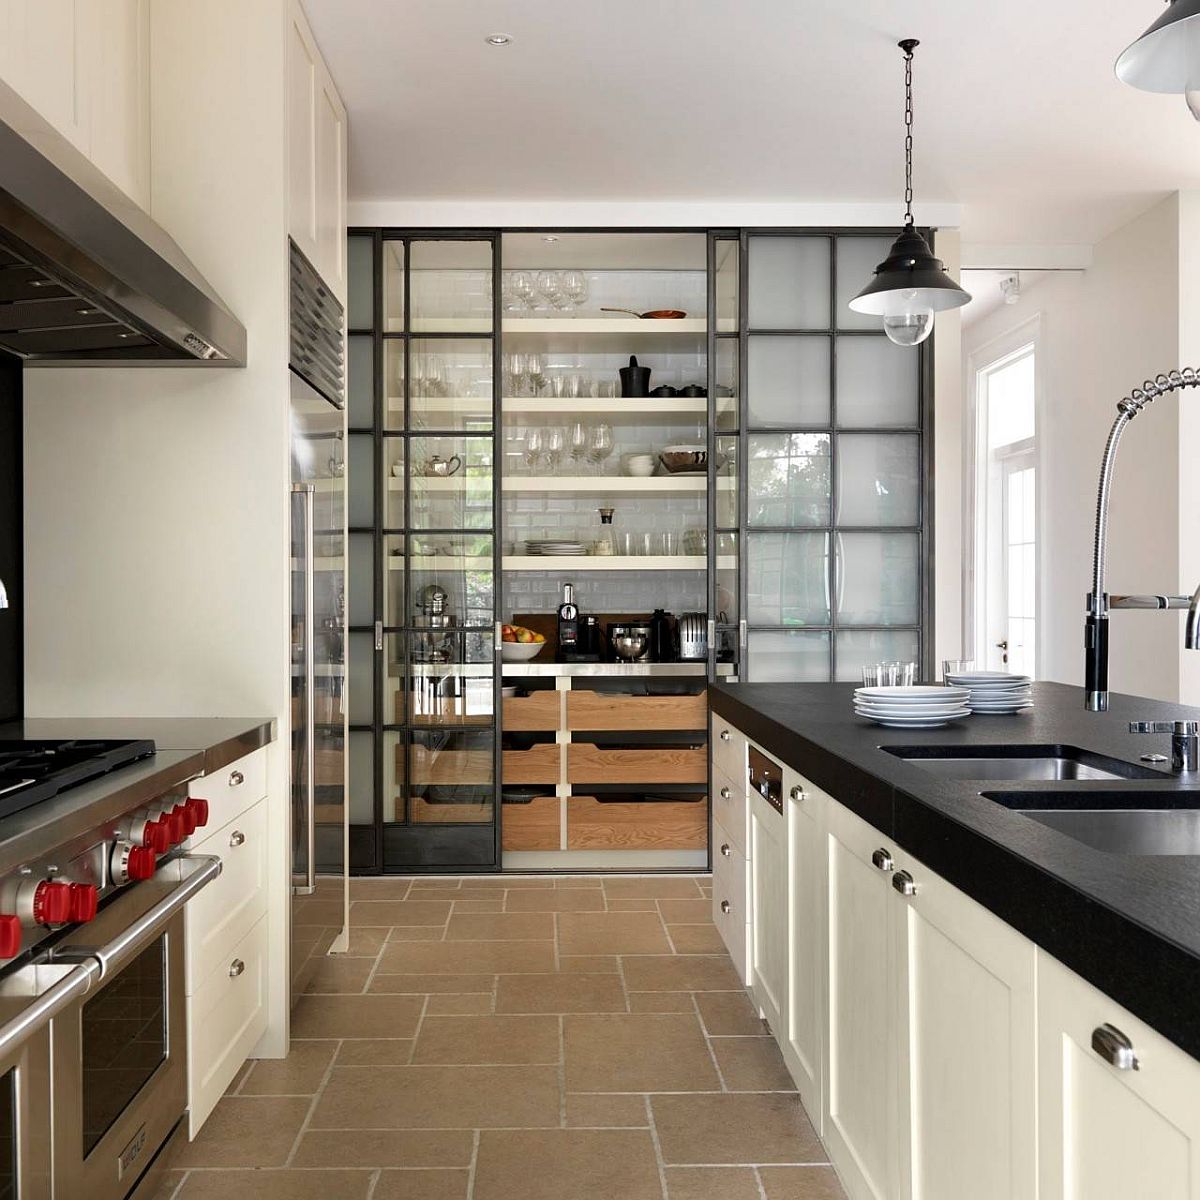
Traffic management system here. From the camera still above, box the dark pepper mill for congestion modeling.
[619,355,651,397]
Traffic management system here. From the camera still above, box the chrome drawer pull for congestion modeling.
[720,787,732,800]
[790,786,808,802]
[229,770,245,787]
[892,870,917,897]
[720,843,731,857]
[1092,1023,1139,1070]
[720,730,731,742]
[720,900,731,914]
[229,958,245,979]
[871,848,894,872]
[229,830,246,848]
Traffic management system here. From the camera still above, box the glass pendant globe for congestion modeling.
[883,309,935,347]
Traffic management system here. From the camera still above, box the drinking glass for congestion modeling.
[526,353,545,395]
[861,665,884,687]
[587,423,614,474]
[661,531,679,556]
[618,532,638,557]
[524,427,544,473]
[881,661,916,686]
[561,269,588,310]
[942,658,974,682]
[505,351,527,397]
[503,271,534,311]
[597,379,617,399]
[568,421,589,469]
[549,374,568,399]
[536,271,563,311]
[543,426,565,471]
[565,374,584,400]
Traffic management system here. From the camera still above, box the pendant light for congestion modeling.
[1116,0,1200,120]
[849,39,969,347]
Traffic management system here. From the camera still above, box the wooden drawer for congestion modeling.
[711,761,748,858]
[567,796,706,850]
[502,796,561,850]
[710,715,748,787]
[409,795,494,825]
[188,747,267,836]
[188,914,268,1136]
[503,691,561,731]
[502,743,560,785]
[409,744,492,787]
[712,813,749,983]
[185,799,268,993]
[567,690,707,732]
[567,743,707,785]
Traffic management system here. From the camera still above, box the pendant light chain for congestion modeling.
[903,41,915,228]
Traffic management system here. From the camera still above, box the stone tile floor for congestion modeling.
[160,875,845,1200]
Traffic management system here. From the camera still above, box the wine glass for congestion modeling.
[587,423,614,474]
[505,271,534,311]
[543,426,565,472]
[536,270,564,312]
[524,427,544,473]
[568,421,589,471]
[526,353,545,395]
[561,269,588,311]
[504,351,526,396]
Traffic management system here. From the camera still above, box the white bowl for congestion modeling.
[501,641,544,662]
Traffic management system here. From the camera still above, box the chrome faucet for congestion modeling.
[1129,720,1200,772]
[1086,368,1200,711]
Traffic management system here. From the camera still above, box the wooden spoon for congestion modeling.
[600,307,687,319]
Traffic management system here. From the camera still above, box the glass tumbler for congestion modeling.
[942,658,974,682]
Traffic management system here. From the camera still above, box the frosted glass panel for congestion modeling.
[747,532,830,625]
[748,336,830,427]
[836,630,920,681]
[747,630,830,681]
[748,434,830,527]
[837,337,920,427]
[347,237,374,330]
[348,632,374,724]
[715,532,738,625]
[348,532,373,626]
[836,236,894,330]
[715,340,738,432]
[348,434,375,528]
[348,336,374,429]
[836,532,919,625]
[716,436,738,528]
[749,237,830,328]
[348,731,374,824]
[836,434,920,526]
[715,238,739,333]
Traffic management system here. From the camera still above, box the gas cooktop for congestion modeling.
[0,739,156,821]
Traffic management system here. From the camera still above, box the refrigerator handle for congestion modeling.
[292,482,317,896]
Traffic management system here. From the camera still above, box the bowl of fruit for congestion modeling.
[501,624,546,662]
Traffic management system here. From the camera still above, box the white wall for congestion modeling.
[963,195,1184,700]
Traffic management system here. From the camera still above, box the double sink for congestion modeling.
[885,745,1200,856]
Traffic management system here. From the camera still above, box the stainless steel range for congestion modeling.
[0,737,221,1199]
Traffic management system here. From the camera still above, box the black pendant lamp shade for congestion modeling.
[1116,0,1200,94]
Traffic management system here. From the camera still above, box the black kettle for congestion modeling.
[648,609,676,662]
[619,355,651,398]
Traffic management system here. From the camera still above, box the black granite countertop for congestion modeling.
[710,680,1200,1060]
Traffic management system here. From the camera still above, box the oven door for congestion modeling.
[50,855,220,1200]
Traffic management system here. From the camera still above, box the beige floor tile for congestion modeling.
[152,1169,186,1199]
[565,1093,650,1128]
[669,924,727,954]
[416,888,502,901]
[373,1169,470,1199]
[622,955,743,992]
[628,991,695,1013]
[239,1040,336,1094]
[335,1038,414,1066]
[385,927,448,941]
[666,1167,762,1200]
[449,898,505,912]
[564,1013,720,1092]
[378,940,556,975]
[291,993,423,1039]
[349,877,413,900]
[652,1093,825,1165]
[344,926,390,956]
[412,1015,560,1064]
[173,1096,310,1167]
[711,1037,797,1091]
[292,1128,475,1168]
[504,889,606,912]
[311,1065,560,1129]
[555,876,604,889]
[558,954,619,974]
[351,900,451,926]
[695,991,767,1036]
[603,877,703,899]
[426,992,493,1015]
[468,877,555,889]
[176,1170,373,1200]
[758,1166,846,1199]
[495,973,626,1014]
[292,898,344,925]
[557,911,671,956]
[605,897,659,911]
[303,957,375,994]
[444,912,555,941]
[368,972,495,993]
[657,898,714,924]
[409,879,462,891]
[223,1059,254,1095]
[474,1129,663,1200]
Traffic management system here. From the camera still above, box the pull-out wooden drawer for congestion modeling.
[188,747,268,836]
[503,691,561,731]
[501,743,561,785]
[567,691,707,732]
[409,795,494,824]
[567,796,706,850]
[502,795,562,850]
[567,743,707,785]
[409,744,492,787]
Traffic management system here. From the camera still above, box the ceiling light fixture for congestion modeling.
[485,33,512,46]
[1116,0,1200,120]
[849,39,970,347]
[541,235,559,243]
[1000,273,1021,305]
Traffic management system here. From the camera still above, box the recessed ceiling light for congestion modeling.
[542,235,559,243]
[485,33,512,46]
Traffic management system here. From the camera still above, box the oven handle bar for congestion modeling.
[0,958,100,1060]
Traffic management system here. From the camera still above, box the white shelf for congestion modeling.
[501,317,707,354]
[504,555,708,571]
[388,556,492,572]
[503,475,713,495]
[503,317,706,335]
[502,396,706,419]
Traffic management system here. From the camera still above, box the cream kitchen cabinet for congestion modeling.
[1037,950,1200,1200]
[287,0,347,301]
[748,782,788,1036]
[712,809,750,983]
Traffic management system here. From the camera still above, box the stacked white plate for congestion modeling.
[524,540,588,556]
[853,685,971,728]
[944,671,1033,714]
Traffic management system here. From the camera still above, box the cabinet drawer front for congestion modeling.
[188,915,268,1137]
[711,715,748,785]
[503,692,562,731]
[567,796,706,850]
[185,800,268,993]
[711,762,748,858]
[502,796,562,850]
[712,814,749,983]
[188,748,268,835]
[567,691,708,732]
[567,744,707,785]
[502,744,561,785]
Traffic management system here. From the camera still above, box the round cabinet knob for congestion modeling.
[229,770,245,787]
[720,900,732,914]
[68,883,98,923]
[720,843,731,857]
[187,797,209,830]
[720,730,731,742]
[229,958,245,978]
[790,786,808,803]
[720,787,732,800]
[229,830,246,848]
[0,915,21,958]
[32,881,72,926]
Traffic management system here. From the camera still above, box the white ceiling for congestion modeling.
[304,0,1200,247]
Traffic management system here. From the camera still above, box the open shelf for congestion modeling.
[501,317,707,354]
[503,475,728,496]
[389,556,493,572]
[503,555,710,572]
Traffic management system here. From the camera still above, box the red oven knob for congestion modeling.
[0,915,21,957]
[68,883,98,923]
[111,842,157,885]
[144,819,171,855]
[186,797,209,830]
[32,881,72,926]
[159,809,184,846]
[173,801,198,837]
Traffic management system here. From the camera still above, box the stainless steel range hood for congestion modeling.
[0,80,246,365]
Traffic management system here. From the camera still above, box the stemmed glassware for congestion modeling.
[502,271,535,311]
[560,270,588,310]
[543,426,565,471]
[568,421,589,470]
[526,353,545,395]
[587,423,614,474]
[524,427,544,473]
[536,271,565,312]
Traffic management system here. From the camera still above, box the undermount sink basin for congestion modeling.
[884,744,1163,782]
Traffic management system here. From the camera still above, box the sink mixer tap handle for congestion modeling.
[1129,720,1200,772]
